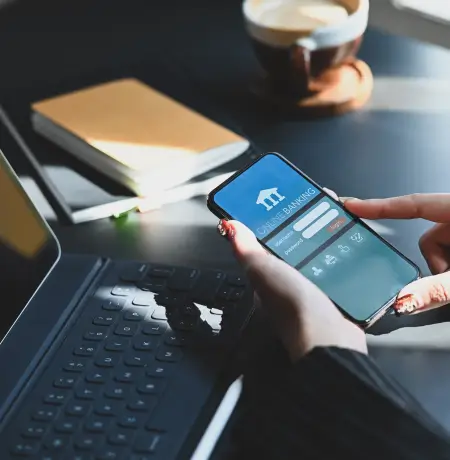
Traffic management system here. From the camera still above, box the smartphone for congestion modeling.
[207,153,420,328]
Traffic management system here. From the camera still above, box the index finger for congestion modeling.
[344,194,450,222]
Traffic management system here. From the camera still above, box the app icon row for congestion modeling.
[309,231,365,278]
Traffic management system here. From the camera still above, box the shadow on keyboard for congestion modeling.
[2,260,254,460]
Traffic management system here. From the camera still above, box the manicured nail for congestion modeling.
[393,294,420,315]
[217,219,236,241]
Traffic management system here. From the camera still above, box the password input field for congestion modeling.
[302,209,339,239]
[293,202,330,232]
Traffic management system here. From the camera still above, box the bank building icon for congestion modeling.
[256,187,285,211]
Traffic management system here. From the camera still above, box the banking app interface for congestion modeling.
[214,155,418,321]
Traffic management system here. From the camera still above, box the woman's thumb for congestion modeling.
[394,272,450,315]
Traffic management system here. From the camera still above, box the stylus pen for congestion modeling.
[191,376,243,460]
[0,105,75,225]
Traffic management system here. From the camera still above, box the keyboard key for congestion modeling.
[193,271,226,302]
[148,267,173,278]
[114,323,138,337]
[104,338,129,352]
[111,285,134,297]
[85,370,109,384]
[120,263,148,282]
[64,360,86,372]
[85,417,109,433]
[10,442,39,456]
[93,315,117,327]
[146,364,169,378]
[65,401,90,417]
[123,309,147,322]
[171,316,197,331]
[94,401,121,417]
[43,392,67,405]
[156,294,182,308]
[229,288,244,301]
[182,304,199,316]
[108,429,134,446]
[156,348,183,363]
[132,336,154,351]
[74,435,96,450]
[32,408,58,422]
[124,353,148,367]
[117,414,144,429]
[217,286,233,300]
[74,455,95,460]
[127,398,157,413]
[164,332,188,347]
[22,424,47,439]
[137,379,166,395]
[104,384,128,400]
[134,432,164,453]
[54,420,78,434]
[84,329,108,341]
[95,353,120,368]
[151,307,167,321]
[227,274,246,286]
[132,296,153,307]
[114,368,139,384]
[96,450,119,459]
[142,323,167,336]
[73,345,97,357]
[138,281,165,292]
[44,434,68,451]
[168,268,198,291]
[76,385,99,400]
[54,377,77,389]
[102,299,125,311]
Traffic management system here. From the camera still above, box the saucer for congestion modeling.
[251,59,374,117]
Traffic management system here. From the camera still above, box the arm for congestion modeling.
[232,347,450,460]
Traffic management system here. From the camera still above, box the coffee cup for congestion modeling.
[243,0,369,99]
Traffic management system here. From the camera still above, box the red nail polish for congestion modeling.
[394,294,418,315]
[218,219,235,241]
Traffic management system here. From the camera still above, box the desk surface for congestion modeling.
[2,0,450,336]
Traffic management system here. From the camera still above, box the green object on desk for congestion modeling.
[111,207,137,221]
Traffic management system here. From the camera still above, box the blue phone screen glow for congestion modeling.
[213,154,419,322]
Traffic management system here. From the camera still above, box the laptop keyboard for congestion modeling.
[1,261,253,460]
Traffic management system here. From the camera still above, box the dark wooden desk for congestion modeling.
[1,0,450,446]
[2,0,449,334]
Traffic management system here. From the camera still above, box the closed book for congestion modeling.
[31,78,249,196]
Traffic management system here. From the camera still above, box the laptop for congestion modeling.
[0,147,253,459]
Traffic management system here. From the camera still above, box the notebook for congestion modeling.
[31,78,250,196]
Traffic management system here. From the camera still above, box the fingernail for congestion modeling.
[340,197,357,203]
[217,219,236,241]
[393,294,420,315]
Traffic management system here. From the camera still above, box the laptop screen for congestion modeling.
[0,150,60,342]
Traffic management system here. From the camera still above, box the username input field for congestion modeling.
[293,202,330,232]
[302,209,340,239]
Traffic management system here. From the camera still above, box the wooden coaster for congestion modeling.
[252,59,373,117]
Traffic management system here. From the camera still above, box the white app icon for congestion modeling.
[350,232,364,243]
[324,255,337,265]
[312,266,323,276]
[256,188,285,211]
[338,245,350,253]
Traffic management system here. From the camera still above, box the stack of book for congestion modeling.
[31,78,250,215]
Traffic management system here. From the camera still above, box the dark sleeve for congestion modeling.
[231,347,450,460]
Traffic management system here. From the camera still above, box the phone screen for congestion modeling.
[209,153,419,325]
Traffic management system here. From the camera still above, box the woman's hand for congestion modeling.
[218,220,367,362]
[345,194,450,315]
